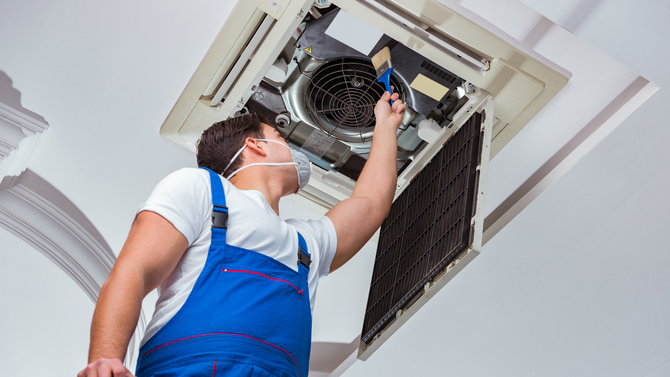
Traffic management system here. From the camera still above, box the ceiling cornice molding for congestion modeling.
[0,179,114,301]
[0,102,49,186]
[0,169,145,367]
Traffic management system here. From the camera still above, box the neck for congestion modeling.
[229,167,291,214]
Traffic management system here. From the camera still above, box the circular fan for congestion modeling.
[305,58,404,143]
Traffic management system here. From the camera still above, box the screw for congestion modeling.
[350,76,364,88]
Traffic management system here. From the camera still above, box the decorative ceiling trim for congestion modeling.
[309,336,360,377]
[483,76,658,244]
[0,169,146,367]
[0,102,49,184]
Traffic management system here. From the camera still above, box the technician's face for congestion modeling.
[261,123,289,147]
[260,123,297,190]
[260,123,291,162]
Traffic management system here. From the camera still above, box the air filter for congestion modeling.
[362,111,484,345]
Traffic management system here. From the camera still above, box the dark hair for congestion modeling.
[196,113,271,176]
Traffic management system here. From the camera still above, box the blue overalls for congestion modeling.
[136,168,312,377]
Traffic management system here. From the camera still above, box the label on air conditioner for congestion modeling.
[325,10,383,56]
[300,129,335,159]
[410,74,450,101]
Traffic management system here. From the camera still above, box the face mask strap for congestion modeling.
[224,139,291,177]
[223,144,247,176]
[223,139,300,185]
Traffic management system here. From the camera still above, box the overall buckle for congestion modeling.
[212,205,228,229]
[298,247,311,269]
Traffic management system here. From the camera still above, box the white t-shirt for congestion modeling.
[136,168,338,345]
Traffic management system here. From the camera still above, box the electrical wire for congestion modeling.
[293,57,312,80]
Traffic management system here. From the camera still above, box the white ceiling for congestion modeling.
[343,0,670,375]
[0,0,669,376]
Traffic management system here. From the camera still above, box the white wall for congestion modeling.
[0,227,93,376]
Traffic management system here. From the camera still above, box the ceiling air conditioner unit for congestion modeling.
[159,0,568,360]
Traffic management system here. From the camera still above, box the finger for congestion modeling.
[391,92,400,101]
[86,366,99,377]
[96,362,112,377]
[378,91,391,103]
[111,364,131,377]
[393,101,406,114]
[390,85,395,93]
[391,98,402,111]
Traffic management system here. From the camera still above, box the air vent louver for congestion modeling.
[420,61,457,84]
[362,111,484,344]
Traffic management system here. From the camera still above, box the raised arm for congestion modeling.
[326,91,406,272]
[78,211,188,377]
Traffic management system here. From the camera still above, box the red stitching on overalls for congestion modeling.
[212,360,217,377]
[222,269,304,296]
[142,333,302,377]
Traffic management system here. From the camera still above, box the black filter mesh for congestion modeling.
[361,112,484,344]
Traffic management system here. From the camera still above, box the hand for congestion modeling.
[78,358,134,377]
[374,90,406,131]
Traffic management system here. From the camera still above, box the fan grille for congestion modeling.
[305,58,403,143]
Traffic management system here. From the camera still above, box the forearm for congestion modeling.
[80,212,188,376]
[352,125,398,217]
[327,127,398,271]
[325,92,405,271]
[88,267,145,362]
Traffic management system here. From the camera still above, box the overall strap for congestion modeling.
[201,167,228,241]
[297,232,311,279]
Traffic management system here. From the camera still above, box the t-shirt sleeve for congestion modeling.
[287,216,338,278]
[135,168,210,246]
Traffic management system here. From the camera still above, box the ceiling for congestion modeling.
[0,0,669,376]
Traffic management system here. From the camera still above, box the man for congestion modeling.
[78,90,405,377]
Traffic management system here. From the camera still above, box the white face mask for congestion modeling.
[224,139,312,192]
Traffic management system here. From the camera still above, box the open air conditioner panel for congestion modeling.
[240,8,493,352]
[158,0,566,363]
[242,6,469,184]
[359,106,491,358]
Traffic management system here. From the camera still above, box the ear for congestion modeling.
[243,137,268,158]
